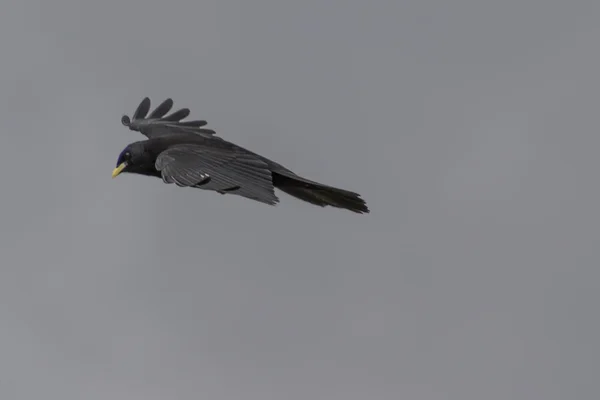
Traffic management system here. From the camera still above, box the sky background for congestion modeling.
[0,1,599,399]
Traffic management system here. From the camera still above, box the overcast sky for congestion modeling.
[0,1,599,399]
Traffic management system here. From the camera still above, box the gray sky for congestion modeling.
[0,0,599,399]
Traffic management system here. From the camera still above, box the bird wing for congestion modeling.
[124,97,219,139]
[155,144,279,205]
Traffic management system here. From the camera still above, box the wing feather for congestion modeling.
[124,98,218,139]
[177,120,208,127]
[162,108,191,122]
[132,97,150,120]
[148,98,174,119]
[155,145,278,205]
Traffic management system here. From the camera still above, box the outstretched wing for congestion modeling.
[155,144,279,206]
[122,97,219,139]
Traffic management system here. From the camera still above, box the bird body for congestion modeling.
[113,98,369,214]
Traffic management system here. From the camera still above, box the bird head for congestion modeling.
[112,143,148,178]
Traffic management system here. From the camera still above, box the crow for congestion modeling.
[112,97,369,214]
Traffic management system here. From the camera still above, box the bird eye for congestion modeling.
[124,152,131,160]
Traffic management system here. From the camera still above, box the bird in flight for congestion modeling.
[112,97,369,214]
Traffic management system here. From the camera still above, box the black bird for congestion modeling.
[112,97,369,214]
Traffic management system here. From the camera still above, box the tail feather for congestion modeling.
[272,172,369,214]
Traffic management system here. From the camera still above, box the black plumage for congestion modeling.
[113,97,369,214]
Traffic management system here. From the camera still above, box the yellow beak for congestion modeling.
[112,162,128,178]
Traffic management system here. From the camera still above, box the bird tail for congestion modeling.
[272,172,369,214]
